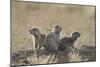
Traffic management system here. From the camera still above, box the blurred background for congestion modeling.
[11,0,96,52]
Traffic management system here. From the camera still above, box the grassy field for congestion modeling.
[11,0,96,66]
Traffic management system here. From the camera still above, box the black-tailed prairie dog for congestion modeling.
[29,28,45,50]
[44,25,62,52]
[58,32,81,51]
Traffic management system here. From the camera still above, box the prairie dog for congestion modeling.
[29,28,45,50]
[44,25,62,52]
[58,32,81,51]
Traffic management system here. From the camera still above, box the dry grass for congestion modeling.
[67,48,88,62]
[11,47,96,66]
[11,49,58,66]
[67,49,82,62]
[11,0,96,66]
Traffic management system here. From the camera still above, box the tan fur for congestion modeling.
[29,28,45,50]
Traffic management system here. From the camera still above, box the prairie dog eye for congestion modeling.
[32,28,39,31]
[55,25,59,28]
[54,25,62,29]
[53,25,62,33]
[29,28,40,36]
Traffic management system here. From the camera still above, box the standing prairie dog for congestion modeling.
[44,25,62,52]
[58,32,81,51]
[29,28,45,50]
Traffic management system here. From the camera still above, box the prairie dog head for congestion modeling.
[29,28,41,38]
[71,32,81,38]
[52,25,62,34]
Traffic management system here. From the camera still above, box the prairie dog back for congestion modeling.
[58,32,81,51]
